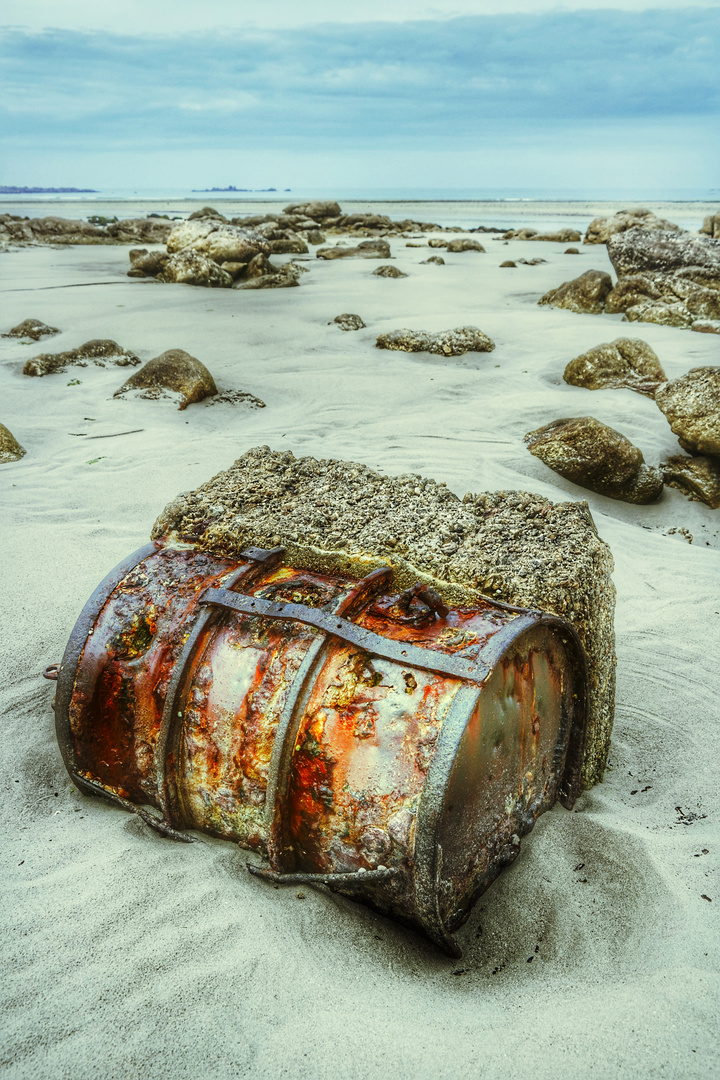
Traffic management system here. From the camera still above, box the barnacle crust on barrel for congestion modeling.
[152,446,615,789]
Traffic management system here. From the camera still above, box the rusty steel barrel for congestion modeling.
[52,539,588,956]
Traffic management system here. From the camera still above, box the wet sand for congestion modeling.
[1,219,718,1079]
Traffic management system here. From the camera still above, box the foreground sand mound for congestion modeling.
[152,446,616,787]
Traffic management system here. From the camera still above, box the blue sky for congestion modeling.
[1,2,718,193]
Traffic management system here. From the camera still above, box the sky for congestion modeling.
[1,1,718,195]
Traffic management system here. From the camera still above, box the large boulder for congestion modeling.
[114,349,217,410]
[166,220,270,263]
[563,338,666,397]
[585,208,681,245]
[283,200,342,220]
[3,318,60,341]
[538,270,613,315]
[525,416,663,504]
[607,228,720,280]
[158,251,233,288]
[655,368,720,456]
[0,423,25,464]
[662,454,720,509]
[151,445,617,787]
[316,240,391,260]
[23,339,140,377]
[376,326,495,356]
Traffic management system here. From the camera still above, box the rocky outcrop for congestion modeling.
[151,445,617,788]
[700,212,720,241]
[504,228,582,243]
[316,240,391,260]
[166,221,270,263]
[3,318,60,341]
[376,326,495,356]
[0,423,25,464]
[662,454,720,509]
[158,251,233,288]
[538,270,613,315]
[0,214,173,246]
[563,338,666,397]
[332,314,366,330]
[445,239,486,253]
[23,340,140,377]
[525,417,663,504]
[584,208,681,245]
[372,265,407,278]
[114,349,217,410]
[655,368,720,456]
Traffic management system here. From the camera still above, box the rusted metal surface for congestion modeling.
[53,539,588,956]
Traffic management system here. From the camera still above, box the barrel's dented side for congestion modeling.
[54,541,589,956]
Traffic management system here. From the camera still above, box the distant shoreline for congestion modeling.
[0,186,98,194]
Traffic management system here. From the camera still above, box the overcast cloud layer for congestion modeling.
[1,8,718,190]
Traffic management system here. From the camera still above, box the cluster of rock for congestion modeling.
[530,336,720,508]
[0,214,173,247]
[539,229,720,331]
[128,221,306,289]
[316,239,390,260]
[151,444,617,787]
[375,327,495,356]
[503,228,582,243]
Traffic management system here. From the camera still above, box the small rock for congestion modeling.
[245,252,276,278]
[421,256,445,265]
[662,454,720,509]
[655,367,720,456]
[376,326,495,356]
[518,258,548,266]
[563,338,666,397]
[565,248,580,255]
[306,230,326,245]
[333,314,366,331]
[24,339,140,377]
[0,423,25,464]
[3,318,60,341]
[372,265,407,278]
[127,248,169,278]
[538,270,614,315]
[500,260,517,268]
[114,349,217,410]
[316,239,390,260]
[237,263,305,289]
[445,239,485,253]
[525,416,663,503]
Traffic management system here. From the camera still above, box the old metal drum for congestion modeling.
[54,539,588,956]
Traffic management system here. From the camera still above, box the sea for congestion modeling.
[0,187,717,233]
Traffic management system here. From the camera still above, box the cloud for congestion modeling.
[0,9,717,156]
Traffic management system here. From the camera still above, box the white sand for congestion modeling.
[1,221,718,1078]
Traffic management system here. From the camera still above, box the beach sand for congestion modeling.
[1,219,718,1078]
